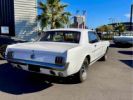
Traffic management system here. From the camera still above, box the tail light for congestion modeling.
[7,51,14,59]
[55,56,64,65]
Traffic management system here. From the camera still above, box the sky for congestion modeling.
[38,0,133,28]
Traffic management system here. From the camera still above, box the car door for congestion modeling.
[88,32,102,61]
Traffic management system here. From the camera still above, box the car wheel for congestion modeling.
[0,52,4,59]
[0,45,7,59]
[74,58,89,83]
[100,53,107,61]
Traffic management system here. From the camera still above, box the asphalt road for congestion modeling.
[0,43,132,100]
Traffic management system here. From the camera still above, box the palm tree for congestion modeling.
[114,24,126,36]
[37,0,71,30]
[96,25,113,33]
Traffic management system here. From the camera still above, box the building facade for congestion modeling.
[0,0,37,36]
[70,16,86,29]
[14,0,37,35]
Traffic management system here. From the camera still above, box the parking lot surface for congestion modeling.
[0,43,132,100]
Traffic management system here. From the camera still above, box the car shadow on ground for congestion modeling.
[118,51,133,55]
[0,63,79,95]
[120,60,133,68]
[0,63,53,95]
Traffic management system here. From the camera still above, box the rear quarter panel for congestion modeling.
[65,40,110,76]
[66,45,92,76]
[100,40,110,54]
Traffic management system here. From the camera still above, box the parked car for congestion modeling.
[113,33,133,46]
[0,36,27,59]
[5,29,110,82]
[0,31,40,59]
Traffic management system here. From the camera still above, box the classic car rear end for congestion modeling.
[5,30,80,77]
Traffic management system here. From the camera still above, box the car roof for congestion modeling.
[43,28,94,32]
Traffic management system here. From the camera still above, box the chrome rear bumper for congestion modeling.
[7,59,69,71]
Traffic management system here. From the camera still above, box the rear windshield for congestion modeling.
[40,31,81,43]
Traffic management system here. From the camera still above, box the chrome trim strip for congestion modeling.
[7,59,69,71]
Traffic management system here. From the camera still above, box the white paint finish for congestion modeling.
[8,42,79,53]
[6,29,110,76]
[7,42,78,64]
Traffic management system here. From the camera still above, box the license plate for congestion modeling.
[28,65,40,72]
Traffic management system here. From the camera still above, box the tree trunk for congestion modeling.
[118,32,121,36]
[51,22,55,29]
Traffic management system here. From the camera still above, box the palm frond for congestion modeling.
[37,0,71,29]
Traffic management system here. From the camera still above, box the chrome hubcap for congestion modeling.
[81,66,87,80]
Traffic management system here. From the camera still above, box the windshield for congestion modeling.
[40,31,81,43]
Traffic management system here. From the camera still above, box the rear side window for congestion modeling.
[88,32,99,43]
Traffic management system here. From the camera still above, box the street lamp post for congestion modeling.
[130,4,133,31]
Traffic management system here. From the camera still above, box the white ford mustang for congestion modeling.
[5,28,110,82]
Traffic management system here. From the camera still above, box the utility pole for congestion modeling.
[83,10,86,29]
[130,4,133,31]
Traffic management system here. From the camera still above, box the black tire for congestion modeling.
[0,45,7,59]
[100,53,107,61]
[74,58,89,83]
[0,52,4,60]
